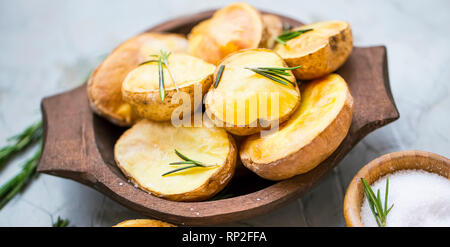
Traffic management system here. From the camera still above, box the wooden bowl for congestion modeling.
[343,150,450,227]
[38,9,400,226]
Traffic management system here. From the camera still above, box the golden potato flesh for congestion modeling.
[205,49,300,136]
[114,120,237,201]
[274,21,353,80]
[87,33,188,126]
[113,219,176,227]
[188,2,263,65]
[122,53,216,121]
[240,74,353,180]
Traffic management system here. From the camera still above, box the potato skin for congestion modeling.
[212,111,297,136]
[205,48,300,136]
[240,86,353,181]
[259,14,283,49]
[87,33,188,126]
[187,2,264,65]
[279,23,353,80]
[114,129,237,202]
[122,73,213,121]
[113,219,176,227]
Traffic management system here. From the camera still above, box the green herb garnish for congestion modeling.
[0,72,89,211]
[53,216,69,227]
[0,120,42,169]
[0,142,41,209]
[0,120,42,210]
[214,65,225,88]
[276,28,313,45]
[160,51,178,92]
[158,56,165,101]
[361,178,394,227]
[140,50,177,101]
[162,149,216,176]
[244,65,301,86]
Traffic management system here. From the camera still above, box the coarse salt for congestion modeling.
[361,169,450,227]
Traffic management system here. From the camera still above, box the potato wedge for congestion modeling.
[205,49,300,136]
[114,119,237,201]
[113,219,176,227]
[274,21,353,80]
[259,14,283,49]
[122,53,215,121]
[240,74,353,180]
[87,33,188,126]
[188,2,263,65]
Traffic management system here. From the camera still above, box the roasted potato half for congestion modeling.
[113,219,176,227]
[274,21,353,80]
[114,120,237,201]
[205,48,300,136]
[188,2,264,65]
[122,53,216,121]
[87,33,188,126]
[240,74,353,180]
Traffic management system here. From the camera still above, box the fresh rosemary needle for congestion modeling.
[158,56,165,101]
[159,50,179,92]
[162,149,216,176]
[361,177,394,227]
[276,28,313,45]
[53,216,70,227]
[214,65,225,88]
[244,65,301,86]
[139,50,176,101]
[0,120,42,169]
[0,142,41,210]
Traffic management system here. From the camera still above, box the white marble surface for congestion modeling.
[0,0,449,227]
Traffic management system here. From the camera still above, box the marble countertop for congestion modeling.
[0,0,448,226]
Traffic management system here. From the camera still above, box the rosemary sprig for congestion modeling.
[361,178,394,227]
[244,65,301,86]
[276,28,313,45]
[214,65,225,88]
[139,50,177,101]
[158,56,165,101]
[0,142,41,209]
[162,149,216,176]
[0,72,88,211]
[53,216,69,227]
[0,120,42,169]
[159,50,178,92]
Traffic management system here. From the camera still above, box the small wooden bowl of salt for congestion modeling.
[344,150,450,227]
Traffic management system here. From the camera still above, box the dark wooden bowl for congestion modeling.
[38,10,399,226]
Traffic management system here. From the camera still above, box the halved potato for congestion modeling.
[114,119,237,201]
[122,53,216,121]
[259,14,283,49]
[274,21,353,80]
[188,2,263,65]
[87,33,188,126]
[113,219,176,227]
[240,74,353,180]
[205,49,300,136]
